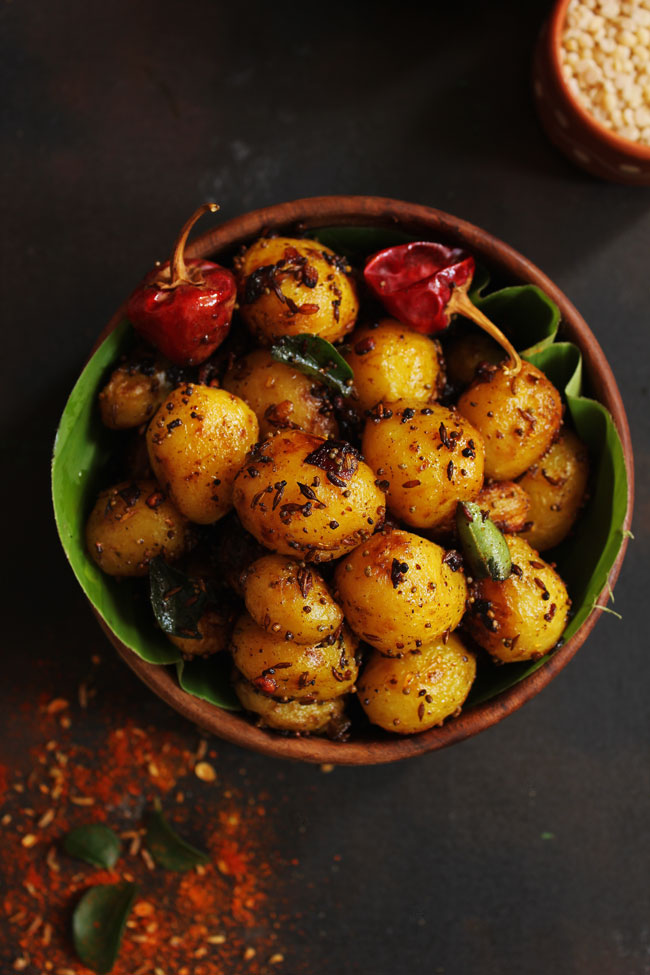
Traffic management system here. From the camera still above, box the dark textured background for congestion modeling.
[2,1,649,972]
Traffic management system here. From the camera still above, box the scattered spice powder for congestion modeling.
[0,697,288,974]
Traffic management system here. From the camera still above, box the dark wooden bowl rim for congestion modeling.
[93,195,634,765]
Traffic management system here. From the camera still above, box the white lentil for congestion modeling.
[560,0,650,145]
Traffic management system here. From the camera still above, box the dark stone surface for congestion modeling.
[2,1,648,972]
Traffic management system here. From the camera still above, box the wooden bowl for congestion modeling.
[533,0,650,185]
[95,195,633,765]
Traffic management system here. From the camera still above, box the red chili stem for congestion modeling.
[448,288,522,374]
[164,202,220,288]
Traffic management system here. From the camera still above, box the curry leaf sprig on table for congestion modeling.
[51,225,629,713]
[270,333,355,397]
[65,806,210,973]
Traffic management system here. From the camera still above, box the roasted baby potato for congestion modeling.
[457,362,563,480]
[519,428,589,551]
[362,403,485,531]
[357,632,476,734]
[222,348,338,440]
[343,318,444,412]
[86,480,193,576]
[444,330,504,388]
[241,555,343,644]
[233,431,385,562]
[168,605,233,659]
[334,528,468,656]
[235,236,359,344]
[233,670,349,735]
[147,384,259,524]
[465,534,570,662]
[230,613,359,701]
[476,480,531,534]
[99,353,175,430]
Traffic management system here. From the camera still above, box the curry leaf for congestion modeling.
[64,824,122,870]
[72,881,138,974]
[145,802,210,871]
[149,557,209,640]
[270,334,354,397]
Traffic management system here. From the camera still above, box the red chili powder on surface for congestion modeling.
[0,697,288,975]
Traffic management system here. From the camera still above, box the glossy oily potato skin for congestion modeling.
[233,430,386,562]
[233,670,348,734]
[519,428,589,551]
[334,528,468,656]
[147,384,259,524]
[99,355,174,430]
[465,534,570,662]
[242,555,343,644]
[444,330,504,388]
[457,362,563,480]
[86,480,193,577]
[362,403,485,531]
[235,235,359,344]
[476,480,531,534]
[168,605,232,658]
[222,348,338,440]
[230,613,359,701]
[357,633,477,734]
[343,317,444,412]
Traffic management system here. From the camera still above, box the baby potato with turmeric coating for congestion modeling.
[223,348,338,440]
[357,633,476,734]
[233,670,349,735]
[235,236,359,344]
[343,318,444,412]
[233,431,385,562]
[242,555,343,644]
[519,428,589,551]
[465,534,570,662]
[334,529,468,656]
[362,404,485,531]
[230,613,359,701]
[147,384,259,524]
[86,480,193,577]
[457,361,562,480]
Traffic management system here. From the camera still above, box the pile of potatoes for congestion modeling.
[86,234,588,739]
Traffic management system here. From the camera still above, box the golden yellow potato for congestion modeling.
[361,404,485,531]
[465,534,570,662]
[457,362,563,480]
[357,633,476,734]
[343,318,444,412]
[98,354,174,430]
[519,428,589,551]
[334,529,468,655]
[233,670,349,735]
[233,430,385,562]
[445,330,504,388]
[86,480,193,576]
[234,236,359,343]
[222,348,338,440]
[230,613,359,701]
[241,555,343,644]
[168,605,232,658]
[147,384,259,524]
[476,480,531,534]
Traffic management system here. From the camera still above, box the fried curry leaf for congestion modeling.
[456,502,512,581]
[270,334,354,397]
[145,802,210,871]
[149,557,209,640]
[64,824,122,870]
[72,881,138,974]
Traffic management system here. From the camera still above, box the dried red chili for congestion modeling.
[127,203,236,367]
[364,242,521,373]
